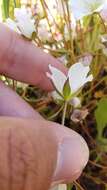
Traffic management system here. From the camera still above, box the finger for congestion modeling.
[0,81,42,119]
[0,117,89,189]
[0,23,67,91]
[0,117,57,190]
[0,82,89,184]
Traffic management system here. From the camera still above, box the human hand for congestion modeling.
[0,23,89,190]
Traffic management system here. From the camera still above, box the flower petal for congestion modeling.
[17,19,35,39]
[70,0,106,20]
[79,54,93,66]
[70,0,90,20]
[100,2,107,21]
[14,8,32,21]
[71,109,89,123]
[5,18,20,33]
[14,8,36,39]
[68,62,93,93]
[46,65,67,94]
[51,91,63,100]
[70,97,81,108]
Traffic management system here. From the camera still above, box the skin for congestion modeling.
[0,23,89,190]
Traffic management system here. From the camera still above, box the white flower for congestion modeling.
[70,0,106,21]
[38,19,51,42]
[47,65,67,95]
[6,8,36,39]
[58,55,68,66]
[14,8,32,20]
[100,34,107,43]
[70,97,81,108]
[79,54,93,66]
[5,18,20,33]
[33,0,45,18]
[54,32,63,42]
[14,8,36,39]
[51,91,63,100]
[100,3,107,21]
[46,62,93,101]
[71,109,89,123]
[68,62,93,93]
[47,0,66,16]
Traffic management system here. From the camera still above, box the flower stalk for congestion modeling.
[62,101,68,125]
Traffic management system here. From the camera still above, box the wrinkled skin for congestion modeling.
[0,118,57,190]
[0,23,89,190]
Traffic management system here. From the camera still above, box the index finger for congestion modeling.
[0,23,67,91]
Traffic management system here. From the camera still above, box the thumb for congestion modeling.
[0,117,89,190]
[0,83,89,187]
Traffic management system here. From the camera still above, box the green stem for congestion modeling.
[67,184,73,190]
[97,12,107,32]
[48,105,64,120]
[62,101,68,125]
[13,0,16,8]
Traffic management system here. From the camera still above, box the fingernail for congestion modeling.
[53,137,89,182]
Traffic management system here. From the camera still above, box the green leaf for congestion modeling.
[1,0,21,20]
[95,98,107,139]
[63,79,71,101]
[2,0,10,19]
[13,0,21,8]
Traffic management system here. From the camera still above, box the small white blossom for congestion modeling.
[47,0,66,17]
[70,97,81,108]
[5,18,20,33]
[100,34,107,42]
[58,55,68,66]
[33,1,45,18]
[54,32,63,42]
[70,0,106,21]
[100,3,107,21]
[38,19,52,42]
[15,8,36,39]
[71,109,89,123]
[14,8,32,20]
[79,54,93,66]
[51,91,63,100]
[6,8,36,39]
[46,62,93,101]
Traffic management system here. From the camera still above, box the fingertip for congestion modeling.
[50,123,89,183]
[0,23,67,92]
